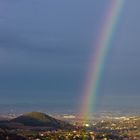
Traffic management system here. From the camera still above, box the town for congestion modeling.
[0,112,139,140]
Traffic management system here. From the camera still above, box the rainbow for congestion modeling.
[80,0,125,120]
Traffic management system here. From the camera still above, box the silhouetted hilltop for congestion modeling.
[10,112,73,129]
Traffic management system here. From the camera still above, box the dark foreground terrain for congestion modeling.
[0,112,140,140]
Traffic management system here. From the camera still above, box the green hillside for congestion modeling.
[11,112,73,129]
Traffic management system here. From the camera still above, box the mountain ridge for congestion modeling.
[0,112,73,130]
[10,111,73,129]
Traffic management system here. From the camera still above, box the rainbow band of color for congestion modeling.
[80,0,125,120]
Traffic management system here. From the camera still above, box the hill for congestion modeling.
[10,112,73,129]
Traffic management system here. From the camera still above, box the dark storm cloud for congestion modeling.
[0,0,140,112]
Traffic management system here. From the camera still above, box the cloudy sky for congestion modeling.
[0,0,140,113]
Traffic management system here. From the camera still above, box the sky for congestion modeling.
[0,0,140,114]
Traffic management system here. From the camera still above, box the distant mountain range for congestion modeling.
[0,112,73,130]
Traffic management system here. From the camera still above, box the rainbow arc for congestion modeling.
[80,0,125,121]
